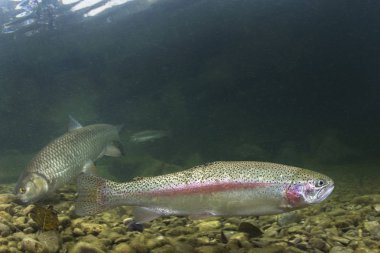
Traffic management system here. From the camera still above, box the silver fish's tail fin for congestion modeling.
[75,173,111,216]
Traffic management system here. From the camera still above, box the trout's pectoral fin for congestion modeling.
[103,141,125,157]
[82,161,97,175]
[132,207,162,224]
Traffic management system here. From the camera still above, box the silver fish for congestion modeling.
[130,130,168,143]
[14,116,123,203]
[75,161,334,223]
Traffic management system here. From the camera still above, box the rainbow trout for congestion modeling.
[14,116,123,204]
[75,161,334,223]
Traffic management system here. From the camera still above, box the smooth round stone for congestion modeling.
[363,221,380,236]
[72,228,85,237]
[70,242,105,253]
[146,236,168,249]
[37,231,61,253]
[21,237,47,253]
[0,223,11,237]
[196,220,221,231]
[112,243,136,253]
[309,238,326,250]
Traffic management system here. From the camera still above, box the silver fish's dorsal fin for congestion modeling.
[132,207,162,224]
[68,115,83,132]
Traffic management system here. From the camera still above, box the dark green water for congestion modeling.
[0,0,379,186]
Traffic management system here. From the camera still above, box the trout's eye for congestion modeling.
[19,187,26,194]
[315,180,325,187]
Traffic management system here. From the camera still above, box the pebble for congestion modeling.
[112,243,136,253]
[287,225,304,233]
[20,205,35,216]
[21,237,47,253]
[146,235,168,249]
[277,212,302,226]
[72,227,85,236]
[79,222,107,235]
[58,215,71,228]
[0,223,11,236]
[330,236,350,245]
[329,246,354,253]
[37,231,61,253]
[263,226,279,237]
[130,234,149,253]
[363,221,380,237]
[151,244,176,253]
[0,245,10,253]
[309,237,326,250]
[70,242,105,253]
[0,194,16,204]
[79,234,107,251]
[228,232,251,248]
[195,245,227,253]
[196,220,221,231]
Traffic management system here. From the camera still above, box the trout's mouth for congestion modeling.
[316,184,334,202]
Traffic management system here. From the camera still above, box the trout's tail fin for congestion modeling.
[75,173,112,216]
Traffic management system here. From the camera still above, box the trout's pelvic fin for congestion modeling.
[75,173,109,216]
[132,207,162,224]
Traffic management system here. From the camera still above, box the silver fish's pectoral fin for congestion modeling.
[68,115,83,131]
[103,141,125,157]
[132,207,162,224]
[82,161,97,175]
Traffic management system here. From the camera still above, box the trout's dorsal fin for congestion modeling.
[68,115,83,131]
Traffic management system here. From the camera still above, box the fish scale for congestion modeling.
[15,119,123,204]
[75,161,334,223]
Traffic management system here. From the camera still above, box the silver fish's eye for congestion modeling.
[315,180,325,187]
[19,187,26,194]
